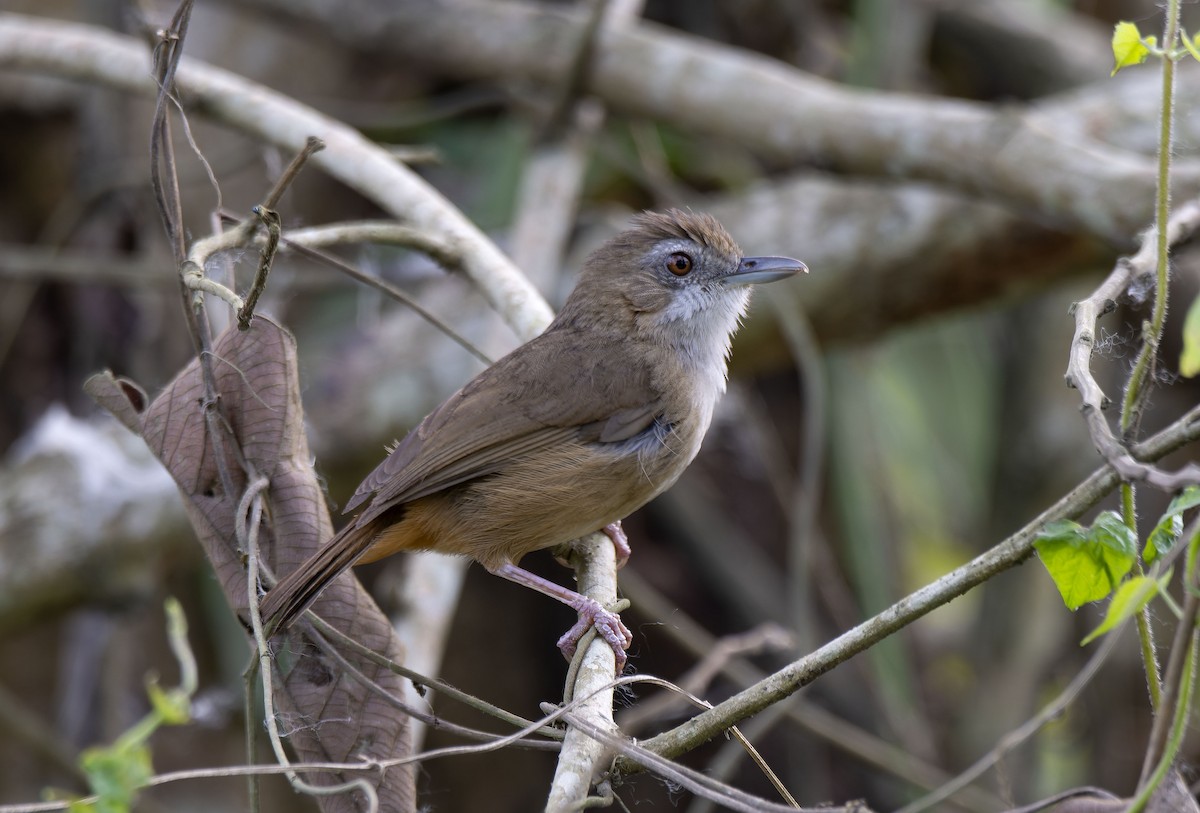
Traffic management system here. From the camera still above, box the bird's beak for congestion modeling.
[723,256,808,287]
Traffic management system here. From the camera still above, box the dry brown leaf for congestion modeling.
[86,315,414,812]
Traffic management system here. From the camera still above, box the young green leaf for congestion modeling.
[1146,485,1200,561]
[1111,21,1152,75]
[1182,31,1200,64]
[1180,292,1200,377]
[1146,515,1184,564]
[1081,573,1169,645]
[1035,510,1137,609]
[77,742,153,813]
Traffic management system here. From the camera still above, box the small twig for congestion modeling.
[241,474,381,811]
[272,220,462,270]
[270,227,492,365]
[894,623,1126,813]
[261,135,324,210]
[688,699,801,813]
[148,0,192,262]
[586,673,801,810]
[236,206,280,330]
[302,611,562,741]
[243,653,260,813]
[296,618,560,750]
[147,0,245,525]
[617,623,793,734]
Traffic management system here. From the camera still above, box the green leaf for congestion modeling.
[1037,518,1086,543]
[1182,31,1200,64]
[1035,510,1137,609]
[79,742,153,813]
[1081,573,1169,645]
[1146,514,1184,563]
[1180,293,1200,377]
[1111,21,1152,75]
[1091,510,1139,557]
[1146,485,1200,561]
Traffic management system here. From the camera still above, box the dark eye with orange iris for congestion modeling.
[667,253,693,276]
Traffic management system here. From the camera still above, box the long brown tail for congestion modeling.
[259,519,380,632]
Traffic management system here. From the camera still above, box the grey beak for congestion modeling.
[723,255,808,287]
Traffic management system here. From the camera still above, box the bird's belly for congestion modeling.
[374,437,695,570]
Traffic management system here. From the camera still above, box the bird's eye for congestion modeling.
[666,252,693,276]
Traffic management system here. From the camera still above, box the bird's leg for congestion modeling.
[602,521,631,569]
[488,562,631,671]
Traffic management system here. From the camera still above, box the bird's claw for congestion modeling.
[557,596,632,672]
[602,521,631,569]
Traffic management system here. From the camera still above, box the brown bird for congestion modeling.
[260,209,806,669]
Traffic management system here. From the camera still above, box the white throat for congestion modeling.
[654,284,752,398]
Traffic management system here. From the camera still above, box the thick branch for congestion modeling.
[237,0,1200,243]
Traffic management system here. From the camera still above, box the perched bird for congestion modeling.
[260,209,806,669]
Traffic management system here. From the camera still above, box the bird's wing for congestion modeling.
[346,327,663,520]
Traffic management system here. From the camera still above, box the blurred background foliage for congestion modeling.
[1,0,1196,810]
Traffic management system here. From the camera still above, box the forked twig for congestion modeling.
[1065,198,1200,491]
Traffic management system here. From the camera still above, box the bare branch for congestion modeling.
[1065,198,1200,491]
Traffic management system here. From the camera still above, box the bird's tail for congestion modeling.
[259,519,379,633]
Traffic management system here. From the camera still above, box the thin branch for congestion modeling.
[618,404,1200,770]
[261,135,325,210]
[273,220,461,268]
[267,226,493,366]
[895,623,1126,813]
[618,568,1002,812]
[302,612,562,741]
[241,475,380,812]
[236,206,280,330]
[296,617,559,750]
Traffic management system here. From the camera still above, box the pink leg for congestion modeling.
[602,521,632,569]
[488,562,631,671]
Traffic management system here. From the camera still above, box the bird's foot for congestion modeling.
[557,595,632,672]
[601,521,631,569]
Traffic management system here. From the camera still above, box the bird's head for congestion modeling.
[559,209,806,365]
